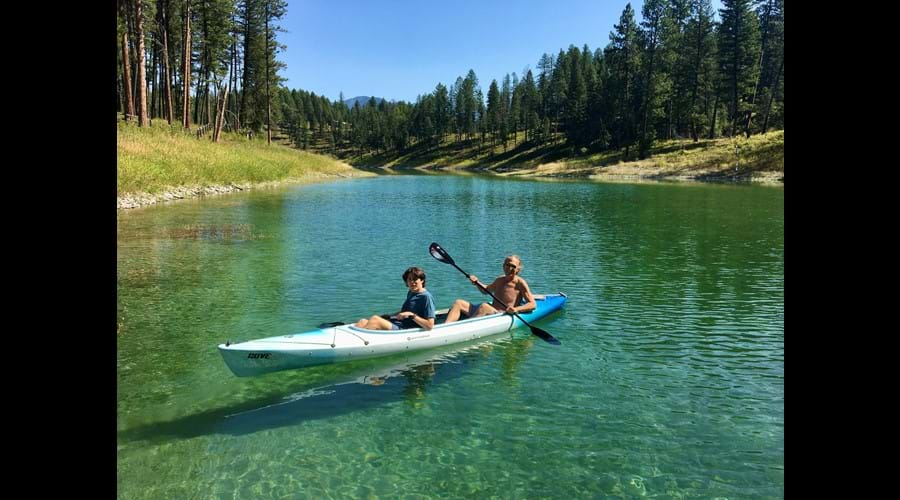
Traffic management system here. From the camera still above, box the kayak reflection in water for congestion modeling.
[355,266,437,331]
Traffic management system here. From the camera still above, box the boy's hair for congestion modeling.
[504,255,522,267]
[402,266,426,286]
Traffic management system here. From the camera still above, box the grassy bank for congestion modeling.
[117,120,371,196]
[341,129,783,183]
[565,129,784,179]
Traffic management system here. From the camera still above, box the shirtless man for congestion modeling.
[443,255,536,323]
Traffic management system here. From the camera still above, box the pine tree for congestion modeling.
[717,0,761,136]
[521,69,539,143]
[537,53,554,123]
[550,50,569,142]
[565,46,588,145]
[605,3,641,158]
[486,79,501,149]
[760,0,783,132]
[157,0,175,124]
[433,83,450,144]
[510,73,521,146]
[463,70,479,141]
[588,47,612,148]
[135,0,149,126]
[683,0,718,141]
[500,74,512,150]
[747,0,783,135]
[182,0,193,129]
[636,0,669,158]
[119,0,136,121]
[450,77,464,143]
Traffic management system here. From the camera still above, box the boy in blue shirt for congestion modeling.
[355,267,436,330]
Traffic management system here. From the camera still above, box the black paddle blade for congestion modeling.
[530,325,561,345]
[318,321,346,328]
[429,242,454,265]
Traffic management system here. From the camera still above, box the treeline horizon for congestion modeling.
[118,0,783,160]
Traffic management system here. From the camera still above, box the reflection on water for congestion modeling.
[119,332,534,441]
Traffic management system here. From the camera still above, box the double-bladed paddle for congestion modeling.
[429,242,560,345]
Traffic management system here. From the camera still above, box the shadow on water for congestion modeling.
[118,333,536,442]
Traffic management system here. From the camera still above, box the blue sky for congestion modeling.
[278,0,722,103]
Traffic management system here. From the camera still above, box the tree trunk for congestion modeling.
[231,13,239,131]
[709,93,719,139]
[762,54,783,133]
[117,69,123,114]
[239,3,251,131]
[207,88,213,127]
[265,2,272,145]
[667,99,673,140]
[621,56,632,158]
[744,0,773,137]
[640,49,656,155]
[149,31,157,119]
[120,22,135,121]
[730,31,739,137]
[194,58,205,126]
[135,0,149,126]
[182,0,192,129]
[198,5,210,127]
[688,17,704,143]
[160,0,174,124]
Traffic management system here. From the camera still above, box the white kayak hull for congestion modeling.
[218,292,567,377]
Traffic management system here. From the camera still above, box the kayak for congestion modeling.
[218,292,567,377]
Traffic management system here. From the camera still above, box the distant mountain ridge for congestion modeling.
[342,96,389,108]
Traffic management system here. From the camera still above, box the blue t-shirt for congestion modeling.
[394,290,436,329]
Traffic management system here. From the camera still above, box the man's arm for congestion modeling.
[513,279,536,313]
[469,275,493,295]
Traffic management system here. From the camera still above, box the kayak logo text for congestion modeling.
[247,353,271,359]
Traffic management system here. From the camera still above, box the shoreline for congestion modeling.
[119,154,783,209]
[118,165,782,210]
[374,162,784,185]
[118,165,782,209]
[117,171,370,210]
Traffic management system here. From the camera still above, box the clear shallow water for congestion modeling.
[117,175,784,498]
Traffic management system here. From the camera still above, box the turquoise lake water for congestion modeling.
[117,175,784,498]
